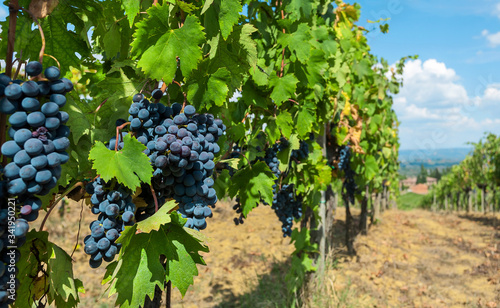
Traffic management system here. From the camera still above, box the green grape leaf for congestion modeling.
[353,58,373,80]
[135,200,177,233]
[364,154,379,180]
[59,136,92,187]
[217,0,242,39]
[241,81,269,108]
[89,134,153,190]
[48,245,82,307]
[305,49,328,86]
[219,158,240,170]
[134,9,205,82]
[214,168,231,199]
[277,134,300,173]
[106,213,208,307]
[265,116,280,144]
[15,231,82,308]
[121,0,140,27]
[187,67,231,108]
[382,147,392,158]
[269,74,299,106]
[227,123,246,142]
[201,0,214,14]
[103,23,121,59]
[278,23,312,63]
[175,0,199,13]
[228,162,275,217]
[296,104,315,138]
[284,0,314,21]
[210,24,258,88]
[40,11,91,72]
[64,95,91,145]
[276,111,293,137]
[130,3,171,57]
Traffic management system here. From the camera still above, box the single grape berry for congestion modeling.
[44,66,61,81]
[26,61,43,76]
[151,89,163,99]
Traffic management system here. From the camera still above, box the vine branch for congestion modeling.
[150,185,159,213]
[39,182,85,231]
[21,7,46,63]
[70,200,85,259]
[115,122,131,151]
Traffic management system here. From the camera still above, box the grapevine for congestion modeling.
[0,0,408,307]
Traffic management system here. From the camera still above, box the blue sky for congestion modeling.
[357,1,500,150]
[1,2,499,151]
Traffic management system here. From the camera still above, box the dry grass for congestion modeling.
[27,200,500,308]
[305,209,500,308]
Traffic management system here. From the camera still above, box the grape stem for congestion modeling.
[171,80,187,108]
[12,54,23,80]
[166,280,171,308]
[139,79,150,94]
[277,0,286,77]
[43,53,60,70]
[93,98,108,114]
[115,122,131,151]
[153,81,168,104]
[241,111,250,124]
[39,182,84,231]
[150,185,159,213]
[70,199,85,259]
[21,7,46,64]
[5,0,19,78]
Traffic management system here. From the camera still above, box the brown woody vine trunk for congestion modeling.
[372,192,380,222]
[359,185,369,235]
[481,187,485,213]
[344,194,355,255]
[468,190,472,213]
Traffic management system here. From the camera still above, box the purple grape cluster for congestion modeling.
[83,177,136,268]
[230,138,306,237]
[126,93,224,230]
[338,145,357,204]
[0,62,72,222]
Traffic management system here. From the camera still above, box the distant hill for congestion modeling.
[399,147,472,176]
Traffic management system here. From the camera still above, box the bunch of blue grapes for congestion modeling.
[338,146,357,204]
[271,184,303,237]
[231,143,282,225]
[83,177,136,268]
[338,145,350,171]
[0,62,71,222]
[127,92,225,231]
[291,139,311,161]
[230,138,306,236]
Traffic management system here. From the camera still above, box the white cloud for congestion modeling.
[495,2,500,18]
[482,83,500,101]
[481,29,500,47]
[394,59,500,150]
[396,59,468,108]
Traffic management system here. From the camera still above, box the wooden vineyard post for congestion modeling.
[373,192,381,222]
[481,187,485,214]
[359,185,369,235]
[468,190,472,213]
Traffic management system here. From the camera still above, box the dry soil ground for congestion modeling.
[30,201,499,308]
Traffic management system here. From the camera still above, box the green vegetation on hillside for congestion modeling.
[397,192,426,210]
